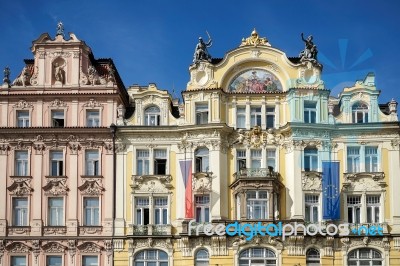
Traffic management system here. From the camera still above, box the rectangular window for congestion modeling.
[365,147,378,172]
[236,150,247,172]
[50,151,63,176]
[154,149,167,175]
[305,195,319,223]
[366,195,380,223]
[86,110,100,127]
[12,197,28,226]
[304,148,318,171]
[250,150,262,169]
[266,149,276,170]
[266,107,275,128]
[135,197,150,225]
[250,107,262,127]
[82,256,98,266]
[48,197,64,226]
[15,151,28,176]
[236,107,246,129]
[246,191,268,219]
[83,197,99,226]
[51,110,65,127]
[11,256,26,266]
[304,101,317,123]
[154,197,168,225]
[17,111,29,127]
[137,150,150,175]
[347,196,361,223]
[347,147,360,173]
[46,255,62,266]
[195,148,209,173]
[195,104,208,125]
[85,150,99,176]
[195,195,210,223]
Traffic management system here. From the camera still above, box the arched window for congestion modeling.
[134,249,168,266]
[144,106,161,126]
[348,248,382,266]
[195,249,209,266]
[352,102,369,123]
[306,248,320,266]
[239,247,276,266]
[195,147,209,173]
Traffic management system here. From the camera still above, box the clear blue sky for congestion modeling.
[1,0,400,103]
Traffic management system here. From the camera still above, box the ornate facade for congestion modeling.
[0,26,128,266]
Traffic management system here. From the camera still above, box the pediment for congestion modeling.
[77,242,102,253]
[42,242,67,253]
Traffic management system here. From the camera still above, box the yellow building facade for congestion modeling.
[113,30,400,266]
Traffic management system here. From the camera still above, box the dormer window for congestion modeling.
[144,106,160,126]
[352,102,369,123]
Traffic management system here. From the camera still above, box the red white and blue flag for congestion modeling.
[179,160,193,218]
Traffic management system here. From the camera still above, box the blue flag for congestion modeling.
[322,161,340,220]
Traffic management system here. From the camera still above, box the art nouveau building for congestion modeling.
[0,28,128,266]
[114,30,400,266]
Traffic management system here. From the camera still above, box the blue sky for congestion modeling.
[1,0,400,103]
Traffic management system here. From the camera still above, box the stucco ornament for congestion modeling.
[240,28,271,47]
[233,126,278,148]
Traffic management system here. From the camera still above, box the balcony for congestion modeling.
[130,224,172,236]
[234,167,278,179]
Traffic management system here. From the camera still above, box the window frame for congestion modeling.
[304,101,317,123]
[82,255,99,266]
[346,145,381,173]
[47,197,65,226]
[134,195,170,226]
[46,255,63,266]
[250,106,262,127]
[83,197,100,226]
[51,109,65,127]
[246,191,269,220]
[266,106,275,128]
[238,247,277,265]
[347,248,383,266]
[85,150,100,176]
[352,102,369,124]
[236,106,246,129]
[134,249,169,266]
[12,197,29,226]
[304,194,320,223]
[16,110,30,128]
[304,147,318,172]
[86,109,100,127]
[195,103,209,125]
[15,150,29,176]
[347,195,362,224]
[50,150,64,176]
[194,194,210,223]
[195,249,209,266]
[306,248,320,266]
[195,147,209,173]
[10,256,27,266]
[144,106,161,126]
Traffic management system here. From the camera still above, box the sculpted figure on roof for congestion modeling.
[193,32,212,64]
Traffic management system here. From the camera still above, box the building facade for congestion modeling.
[113,30,400,266]
[0,26,128,266]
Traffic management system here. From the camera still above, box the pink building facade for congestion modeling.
[0,27,128,266]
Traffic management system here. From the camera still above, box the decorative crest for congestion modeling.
[240,28,270,47]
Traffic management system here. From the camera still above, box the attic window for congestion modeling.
[51,110,65,127]
[352,102,369,123]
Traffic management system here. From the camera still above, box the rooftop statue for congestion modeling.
[299,33,322,68]
[193,32,212,64]
[56,21,64,36]
[3,66,10,84]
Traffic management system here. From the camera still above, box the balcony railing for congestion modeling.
[235,167,278,179]
[130,224,172,236]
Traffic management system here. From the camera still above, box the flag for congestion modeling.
[322,161,340,220]
[179,160,193,218]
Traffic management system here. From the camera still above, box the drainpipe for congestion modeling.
[110,123,117,266]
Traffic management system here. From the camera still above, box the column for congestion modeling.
[67,146,78,236]
[31,148,43,236]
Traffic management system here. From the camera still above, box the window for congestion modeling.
[134,249,168,266]
[305,195,319,223]
[195,195,210,223]
[195,249,209,266]
[86,110,100,127]
[50,151,63,176]
[154,197,168,225]
[48,197,64,226]
[137,150,150,175]
[83,197,99,226]
[15,151,28,176]
[85,150,99,176]
[304,101,316,123]
[306,248,320,266]
[144,106,161,126]
[246,191,268,220]
[347,147,360,173]
[236,150,246,172]
[347,196,361,223]
[266,149,276,170]
[51,110,65,127]
[82,256,98,266]
[11,256,26,266]
[266,107,275,128]
[250,107,261,127]
[12,197,28,226]
[47,255,62,266]
[365,147,378,172]
[136,197,150,225]
[17,111,29,127]
[304,148,318,171]
[196,104,208,125]
[348,248,382,266]
[352,102,369,123]
[366,195,380,223]
[239,248,276,266]
[250,150,261,169]
[195,148,209,173]
[154,149,167,175]
[236,107,246,129]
